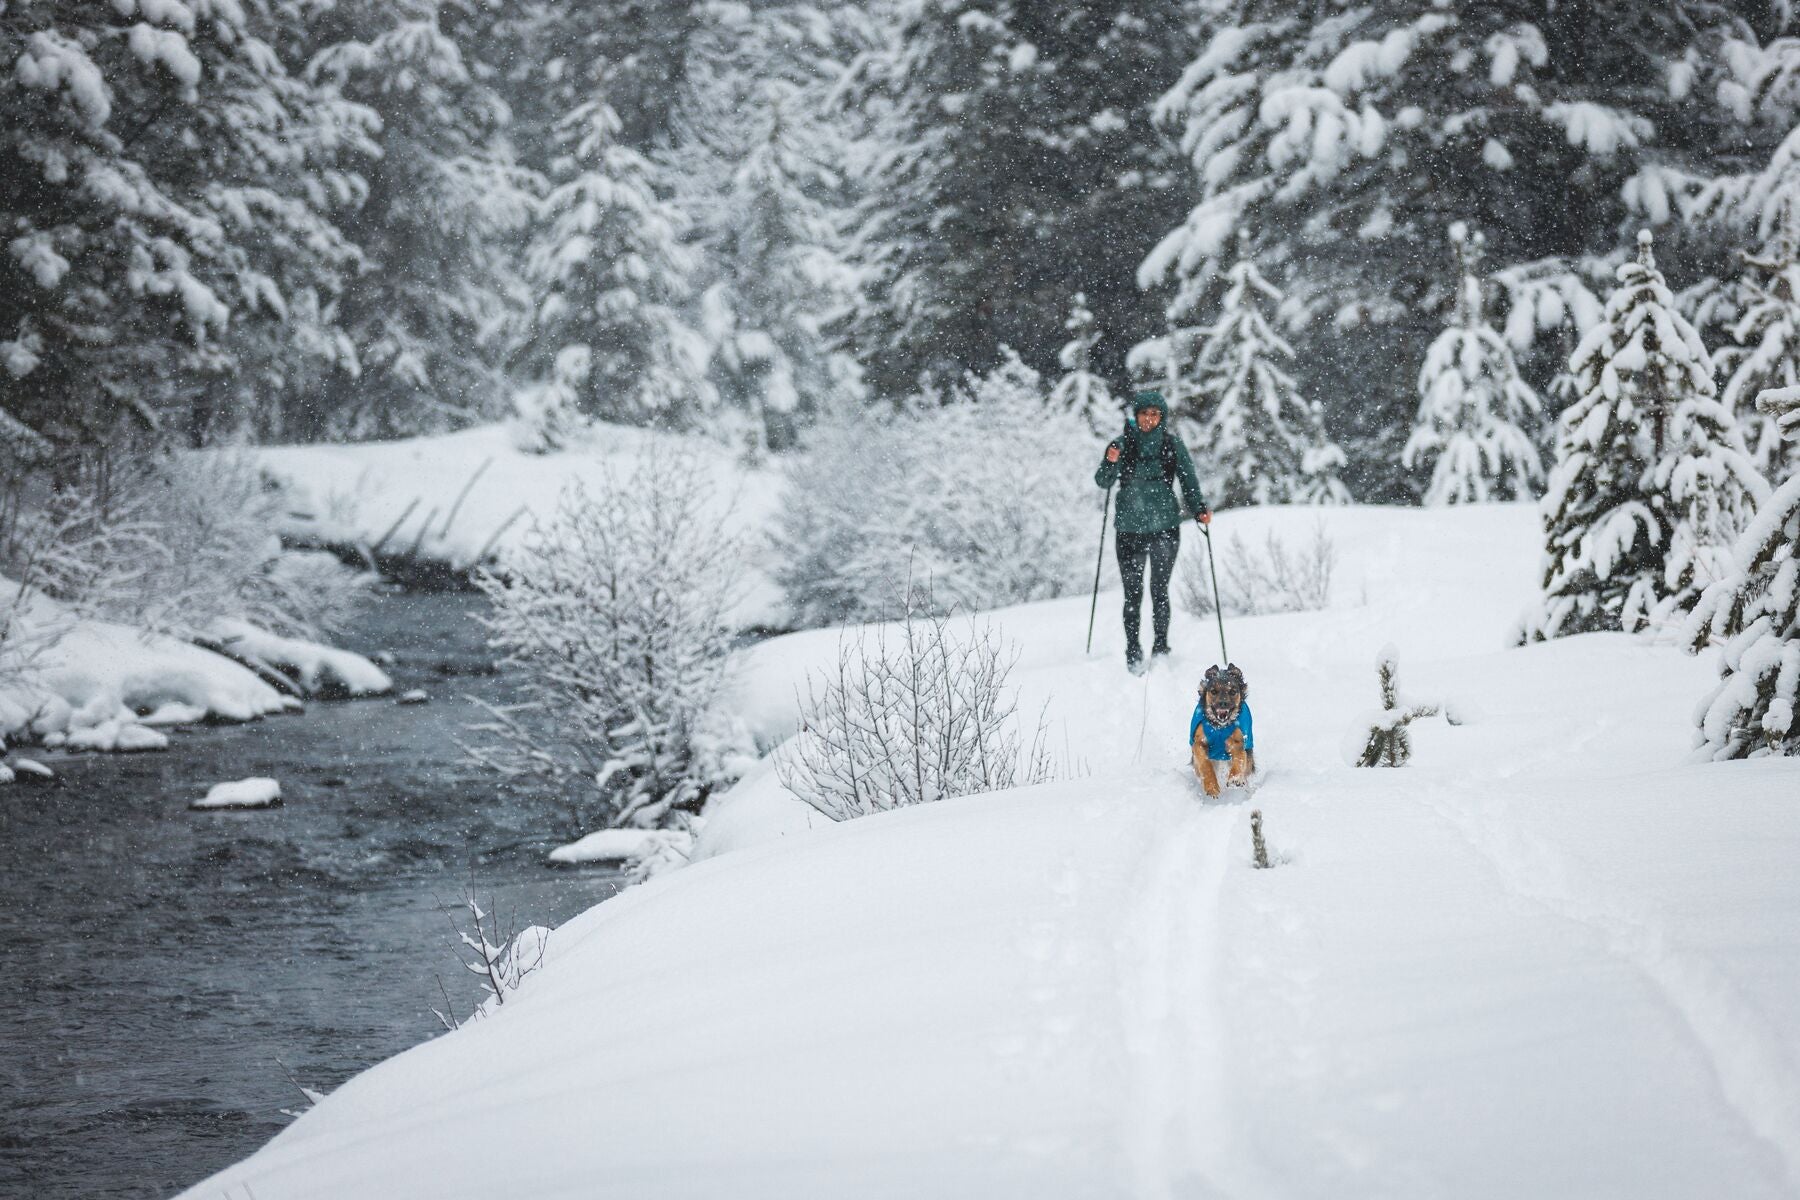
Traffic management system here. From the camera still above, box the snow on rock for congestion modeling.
[9,757,54,781]
[191,777,282,810]
[546,827,690,868]
[208,618,391,698]
[139,701,210,727]
[0,577,290,751]
[64,717,168,753]
[178,504,1800,1200]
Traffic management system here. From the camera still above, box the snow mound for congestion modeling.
[547,827,691,868]
[208,618,391,698]
[192,777,283,810]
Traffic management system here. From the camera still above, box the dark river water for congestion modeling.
[0,592,625,1199]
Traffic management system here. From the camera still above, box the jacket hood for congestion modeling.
[1132,390,1168,418]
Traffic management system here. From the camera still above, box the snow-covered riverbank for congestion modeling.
[0,578,390,760]
[251,422,787,626]
[179,502,1800,1199]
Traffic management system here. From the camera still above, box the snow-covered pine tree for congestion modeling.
[1689,385,1800,758]
[847,0,1194,396]
[1144,1,1753,496]
[302,0,535,440]
[1526,231,1769,641]
[1189,235,1348,506]
[1403,225,1545,504]
[2,0,373,449]
[516,100,705,426]
[668,3,867,455]
[1295,412,1354,506]
[1051,294,1117,434]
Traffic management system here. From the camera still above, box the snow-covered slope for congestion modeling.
[178,503,1800,1200]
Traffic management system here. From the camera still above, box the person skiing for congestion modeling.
[1094,390,1210,673]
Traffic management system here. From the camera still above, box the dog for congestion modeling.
[1190,663,1255,798]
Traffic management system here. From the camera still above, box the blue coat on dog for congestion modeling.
[1190,701,1254,762]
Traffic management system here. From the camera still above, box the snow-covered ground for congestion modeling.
[253,422,786,626]
[178,503,1800,1200]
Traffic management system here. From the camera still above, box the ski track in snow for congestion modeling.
[1117,788,1242,1200]
[1421,783,1800,1193]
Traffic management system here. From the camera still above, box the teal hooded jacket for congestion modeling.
[1093,391,1207,534]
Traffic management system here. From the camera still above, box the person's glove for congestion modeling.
[1196,509,1212,526]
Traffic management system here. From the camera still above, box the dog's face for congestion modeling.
[1201,663,1247,726]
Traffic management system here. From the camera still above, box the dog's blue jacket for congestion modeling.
[1190,702,1253,762]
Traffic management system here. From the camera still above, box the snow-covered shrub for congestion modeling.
[1403,226,1545,505]
[470,458,742,832]
[1524,232,1769,641]
[775,351,1091,626]
[776,596,1051,821]
[1354,646,1441,768]
[1180,523,1336,618]
[52,454,368,641]
[0,483,135,686]
[433,885,550,1031]
[1688,387,1800,758]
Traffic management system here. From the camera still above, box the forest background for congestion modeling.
[12,0,1800,502]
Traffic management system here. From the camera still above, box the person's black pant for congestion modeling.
[1118,527,1180,654]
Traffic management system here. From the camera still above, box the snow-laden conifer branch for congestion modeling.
[1689,387,1800,758]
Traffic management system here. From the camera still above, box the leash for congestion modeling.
[1201,521,1229,663]
[1085,480,1114,654]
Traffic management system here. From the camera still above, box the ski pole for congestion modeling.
[1201,520,1229,663]
[1085,482,1114,654]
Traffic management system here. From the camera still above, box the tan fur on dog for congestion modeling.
[1191,728,1254,797]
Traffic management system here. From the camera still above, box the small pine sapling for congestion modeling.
[1355,646,1441,768]
[1189,233,1348,505]
[1688,387,1800,758]
[1404,224,1545,504]
[1051,293,1118,434]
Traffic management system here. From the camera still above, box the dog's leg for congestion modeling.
[1226,730,1252,786]
[1192,736,1221,798]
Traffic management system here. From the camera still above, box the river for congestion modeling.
[0,591,625,1199]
